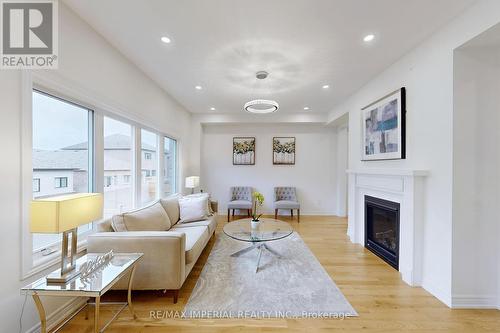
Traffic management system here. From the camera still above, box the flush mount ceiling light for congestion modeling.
[244,71,279,114]
[210,107,216,111]
[363,34,375,42]
[322,84,330,89]
[195,85,202,90]
[161,36,171,43]
[303,106,310,110]
[244,99,279,114]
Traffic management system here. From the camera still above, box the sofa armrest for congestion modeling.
[87,231,186,289]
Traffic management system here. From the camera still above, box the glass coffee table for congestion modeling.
[21,253,143,333]
[223,218,293,272]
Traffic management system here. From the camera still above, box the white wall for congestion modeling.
[334,120,349,217]
[452,43,500,308]
[201,124,337,215]
[0,3,192,332]
[328,0,500,306]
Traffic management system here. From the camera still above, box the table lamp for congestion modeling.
[30,193,103,283]
[185,176,200,194]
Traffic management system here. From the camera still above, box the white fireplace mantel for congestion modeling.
[347,168,428,287]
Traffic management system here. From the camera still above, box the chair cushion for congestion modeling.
[173,226,209,264]
[121,201,172,231]
[274,200,300,209]
[171,215,217,234]
[160,194,181,224]
[227,200,252,209]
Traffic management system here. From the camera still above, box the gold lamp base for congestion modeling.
[46,228,80,284]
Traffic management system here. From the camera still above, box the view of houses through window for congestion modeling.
[31,90,178,253]
[141,129,158,206]
[32,91,93,251]
[103,117,134,218]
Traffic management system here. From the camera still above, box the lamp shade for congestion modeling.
[30,193,103,233]
[185,176,200,189]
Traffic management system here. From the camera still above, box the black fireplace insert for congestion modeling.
[364,195,400,270]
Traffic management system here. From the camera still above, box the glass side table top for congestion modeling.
[21,253,143,296]
[223,218,293,242]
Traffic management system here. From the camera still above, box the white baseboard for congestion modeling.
[25,297,87,333]
[451,295,499,309]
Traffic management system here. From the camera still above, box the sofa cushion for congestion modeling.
[227,200,252,209]
[171,215,217,235]
[121,201,172,231]
[160,194,181,224]
[97,219,113,232]
[274,200,300,209]
[172,226,209,264]
[178,195,209,223]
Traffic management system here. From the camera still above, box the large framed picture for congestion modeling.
[233,137,255,165]
[362,87,406,161]
[273,137,296,165]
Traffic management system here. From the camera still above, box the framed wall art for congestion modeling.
[273,137,295,165]
[362,87,406,161]
[233,137,255,165]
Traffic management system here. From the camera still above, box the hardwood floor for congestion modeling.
[60,215,500,332]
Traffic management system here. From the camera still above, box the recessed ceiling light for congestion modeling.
[210,107,216,111]
[322,84,329,89]
[161,36,171,44]
[363,34,375,42]
[303,106,310,110]
[195,85,202,90]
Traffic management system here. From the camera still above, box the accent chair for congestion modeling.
[274,187,300,222]
[227,186,253,222]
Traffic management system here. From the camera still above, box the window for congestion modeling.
[32,90,93,252]
[103,117,134,218]
[33,178,40,192]
[141,129,158,206]
[54,177,68,188]
[163,137,177,196]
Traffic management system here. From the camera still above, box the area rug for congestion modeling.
[184,232,357,318]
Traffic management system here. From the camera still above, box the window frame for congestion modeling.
[30,88,95,266]
[54,176,68,188]
[21,72,181,280]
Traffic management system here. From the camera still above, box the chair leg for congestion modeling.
[247,209,251,217]
[291,209,293,218]
[227,209,230,222]
[275,209,278,220]
[298,209,300,223]
[232,209,235,217]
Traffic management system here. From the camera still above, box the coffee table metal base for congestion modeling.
[230,243,283,273]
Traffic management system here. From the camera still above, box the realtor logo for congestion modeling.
[1,0,58,68]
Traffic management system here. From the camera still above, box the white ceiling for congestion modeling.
[64,0,476,114]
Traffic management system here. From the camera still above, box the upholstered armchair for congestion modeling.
[227,186,253,222]
[274,187,300,222]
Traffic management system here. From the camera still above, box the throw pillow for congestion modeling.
[160,193,182,223]
[178,195,209,223]
[185,192,213,215]
[122,201,172,231]
[111,214,127,232]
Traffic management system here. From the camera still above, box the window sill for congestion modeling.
[22,239,88,281]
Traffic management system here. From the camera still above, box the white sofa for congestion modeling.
[88,194,218,303]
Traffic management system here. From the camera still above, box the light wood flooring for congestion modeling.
[59,215,500,332]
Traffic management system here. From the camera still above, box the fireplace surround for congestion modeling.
[347,169,427,287]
